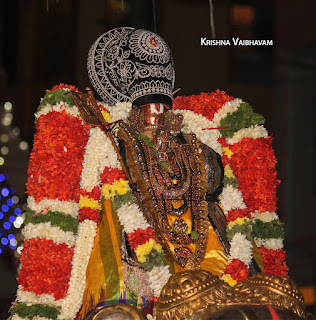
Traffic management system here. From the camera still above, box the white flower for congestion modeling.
[107,102,132,123]
[147,265,171,297]
[27,197,79,219]
[35,102,80,120]
[173,109,223,154]
[12,315,30,320]
[116,203,150,234]
[212,98,242,126]
[219,185,246,214]
[16,285,64,307]
[254,238,283,250]
[22,222,76,247]
[59,220,97,320]
[226,125,268,145]
[228,233,252,265]
[80,127,103,192]
[251,211,279,222]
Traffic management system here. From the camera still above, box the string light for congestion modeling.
[19,141,29,150]
[0,134,8,142]
[4,102,12,112]
[1,146,9,155]
[0,101,28,256]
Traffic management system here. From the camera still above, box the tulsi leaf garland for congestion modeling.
[11,302,61,320]
[219,103,265,138]
[24,208,79,234]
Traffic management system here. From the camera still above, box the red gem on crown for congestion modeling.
[149,37,158,46]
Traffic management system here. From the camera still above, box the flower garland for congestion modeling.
[100,165,171,297]
[173,91,288,285]
[13,85,288,320]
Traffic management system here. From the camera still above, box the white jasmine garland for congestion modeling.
[12,315,30,320]
[254,238,283,250]
[147,265,171,297]
[219,185,246,214]
[16,285,63,307]
[27,197,79,219]
[22,223,76,247]
[107,102,132,123]
[173,109,222,154]
[228,233,253,265]
[116,203,150,234]
[251,211,279,222]
[226,125,268,145]
[80,127,104,192]
[35,102,80,120]
[212,98,243,126]
[59,220,97,320]
[98,132,122,171]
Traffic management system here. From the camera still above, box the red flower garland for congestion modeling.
[27,111,90,202]
[227,209,251,223]
[127,227,157,250]
[18,239,74,300]
[78,207,100,223]
[228,137,280,213]
[46,83,79,92]
[173,90,234,121]
[80,186,101,200]
[259,246,289,277]
[225,259,250,282]
[100,166,126,185]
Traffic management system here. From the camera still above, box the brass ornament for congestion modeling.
[82,303,147,320]
[233,273,307,318]
[156,270,234,320]
[156,271,310,320]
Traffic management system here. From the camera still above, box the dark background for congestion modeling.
[0,0,315,318]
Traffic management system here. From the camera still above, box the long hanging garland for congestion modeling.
[11,85,288,320]
[173,91,288,286]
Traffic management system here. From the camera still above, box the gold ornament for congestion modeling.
[233,273,307,318]
[156,270,234,320]
[156,271,310,320]
[82,303,147,320]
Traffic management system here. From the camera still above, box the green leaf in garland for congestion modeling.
[112,190,135,212]
[11,302,61,320]
[219,103,265,138]
[252,219,285,239]
[24,208,79,234]
[226,221,253,242]
[140,248,165,271]
[37,89,76,114]
[223,176,239,189]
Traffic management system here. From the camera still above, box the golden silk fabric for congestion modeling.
[78,200,125,319]
[166,205,227,276]
[79,199,228,318]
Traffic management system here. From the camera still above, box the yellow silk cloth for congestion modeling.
[78,200,125,319]
[78,199,262,318]
[166,204,227,276]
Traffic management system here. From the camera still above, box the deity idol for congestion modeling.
[10,28,309,320]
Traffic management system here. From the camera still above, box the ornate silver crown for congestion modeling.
[87,27,175,107]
